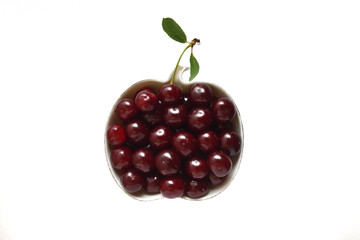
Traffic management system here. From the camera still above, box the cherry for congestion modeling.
[182,94,192,110]
[120,169,144,193]
[186,179,209,198]
[143,104,164,126]
[207,172,225,186]
[132,148,155,173]
[155,149,181,176]
[110,146,132,171]
[135,87,156,97]
[107,124,127,146]
[171,131,197,158]
[163,105,187,128]
[212,97,236,123]
[160,175,185,199]
[115,98,139,122]
[145,172,162,193]
[135,91,158,113]
[187,107,213,132]
[197,130,219,153]
[125,119,149,146]
[158,84,182,105]
[207,150,232,178]
[189,83,213,106]
[219,130,241,156]
[149,124,173,150]
[185,156,208,179]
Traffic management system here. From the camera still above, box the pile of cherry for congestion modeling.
[106,83,241,199]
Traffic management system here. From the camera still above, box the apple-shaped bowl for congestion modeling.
[104,66,244,201]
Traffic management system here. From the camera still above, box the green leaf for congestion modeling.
[162,18,187,43]
[189,53,200,81]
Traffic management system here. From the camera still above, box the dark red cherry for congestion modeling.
[186,179,209,198]
[149,124,173,150]
[145,172,162,193]
[132,148,155,173]
[135,87,156,97]
[197,130,219,153]
[143,104,164,126]
[171,131,197,158]
[115,98,139,122]
[158,84,182,105]
[125,119,149,146]
[163,105,187,128]
[207,150,232,178]
[185,156,208,179]
[212,97,236,123]
[160,175,185,199]
[189,83,213,106]
[207,172,225,186]
[135,91,158,113]
[155,149,181,176]
[120,169,144,193]
[107,124,126,146]
[187,107,213,132]
[219,130,241,156]
[110,146,132,170]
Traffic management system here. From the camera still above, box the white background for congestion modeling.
[1,0,360,239]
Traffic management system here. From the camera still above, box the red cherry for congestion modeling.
[185,156,208,179]
[189,83,213,106]
[212,97,236,123]
[115,98,139,122]
[219,130,241,156]
[155,149,181,176]
[187,107,213,132]
[171,131,197,158]
[110,146,132,170]
[207,150,232,178]
[186,179,209,198]
[149,124,173,150]
[135,91,158,113]
[145,172,162,193]
[163,105,187,128]
[197,130,219,153]
[125,119,149,146]
[158,84,182,105]
[132,148,155,173]
[107,124,126,146]
[160,175,185,199]
[142,104,164,126]
[120,169,144,193]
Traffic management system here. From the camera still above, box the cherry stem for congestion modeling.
[170,38,200,84]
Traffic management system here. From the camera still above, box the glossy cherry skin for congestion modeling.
[171,131,197,158]
[163,105,187,128]
[219,130,241,156]
[189,83,213,106]
[185,156,208,179]
[115,98,139,122]
[182,94,192,110]
[197,130,219,153]
[212,97,236,123]
[187,107,213,132]
[207,172,225,186]
[135,87,156,97]
[107,124,127,146]
[155,149,181,176]
[120,169,144,193]
[207,150,232,178]
[142,104,164,126]
[158,84,182,105]
[186,179,209,198]
[110,146,132,170]
[125,119,149,146]
[145,172,162,193]
[149,124,173,150]
[160,175,185,199]
[135,91,158,113]
[132,148,155,173]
